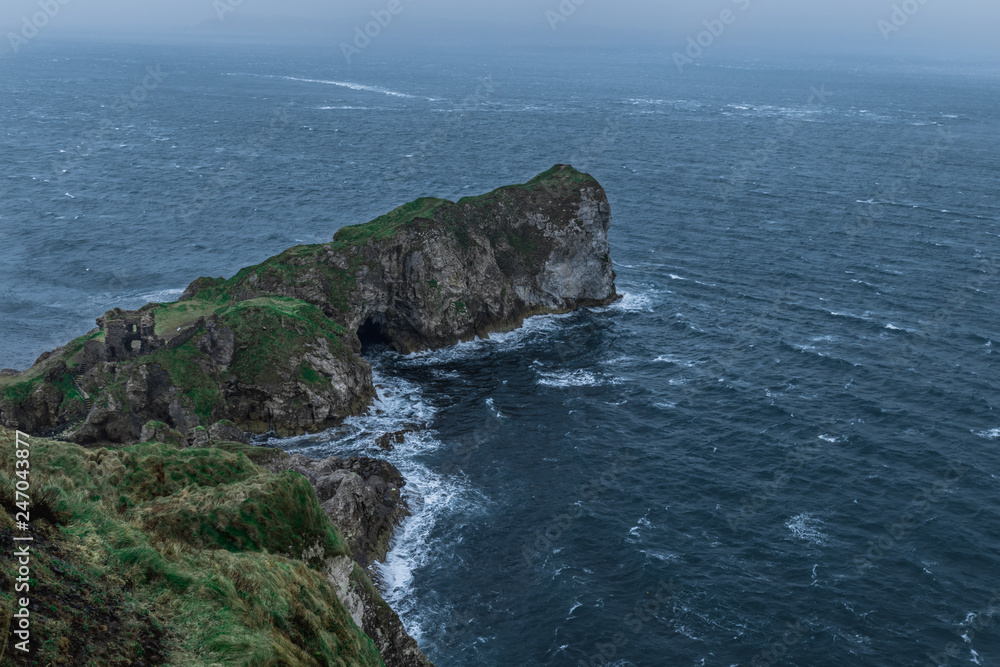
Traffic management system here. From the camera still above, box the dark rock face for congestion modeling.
[231,164,618,355]
[325,555,434,667]
[138,420,186,447]
[208,419,248,444]
[195,319,236,366]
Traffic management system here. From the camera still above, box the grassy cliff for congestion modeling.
[0,164,614,445]
[0,428,385,667]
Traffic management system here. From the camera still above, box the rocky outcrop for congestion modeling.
[0,164,617,444]
[271,453,409,568]
[226,164,618,354]
[325,556,434,667]
[265,450,433,667]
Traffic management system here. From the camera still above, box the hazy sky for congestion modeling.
[2,0,998,58]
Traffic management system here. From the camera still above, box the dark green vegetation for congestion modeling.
[0,428,385,667]
[332,198,448,246]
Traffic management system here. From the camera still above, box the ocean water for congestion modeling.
[2,39,999,666]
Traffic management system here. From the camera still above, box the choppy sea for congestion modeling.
[2,38,999,666]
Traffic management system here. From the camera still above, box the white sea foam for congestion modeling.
[973,428,1000,440]
[828,310,873,322]
[485,397,503,418]
[537,369,600,388]
[785,513,828,545]
[640,549,678,563]
[604,291,654,313]
[654,354,698,367]
[885,323,904,331]
[399,313,566,366]
[277,368,486,643]
[140,288,185,303]
[375,456,483,643]
[625,511,654,544]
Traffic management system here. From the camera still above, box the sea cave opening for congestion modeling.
[357,314,392,351]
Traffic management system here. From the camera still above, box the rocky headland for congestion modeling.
[0,165,617,666]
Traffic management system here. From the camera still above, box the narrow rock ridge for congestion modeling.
[0,164,618,443]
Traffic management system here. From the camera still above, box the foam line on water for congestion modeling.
[397,312,570,366]
[276,75,424,99]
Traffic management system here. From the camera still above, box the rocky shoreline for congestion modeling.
[0,165,618,666]
[263,445,432,667]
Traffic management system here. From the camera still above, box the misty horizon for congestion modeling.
[2,0,999,62]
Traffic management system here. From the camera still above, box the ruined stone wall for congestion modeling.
[99,308,163,361]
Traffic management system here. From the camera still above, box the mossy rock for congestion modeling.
[140,420,188,447]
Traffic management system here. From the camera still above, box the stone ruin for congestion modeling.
[97,308,164,362]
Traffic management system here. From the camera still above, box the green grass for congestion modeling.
[144,342,221,422]
[219,298,350,389]
[150,292,229,339]
[524,163,596,186]
[0,373,41,403]
[300,362,326,386]
[333,197,447,245]
[0,428,385,667]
